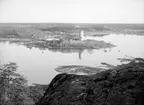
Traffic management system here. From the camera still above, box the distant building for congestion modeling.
[45,37,60,41]
[76,25,80,28]
[45,36,61,41]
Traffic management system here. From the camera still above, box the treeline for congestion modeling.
[0,26,49,39]
[0,62,47,105]
[1,24,144,39]
[0,24,110,39]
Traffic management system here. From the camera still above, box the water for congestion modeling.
[0,34,144,85]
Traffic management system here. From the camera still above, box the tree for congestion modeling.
[29,84,46,104]
[0,62,34,105]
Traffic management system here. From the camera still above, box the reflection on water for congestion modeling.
[47,48,85,60]
[0,34,144,84]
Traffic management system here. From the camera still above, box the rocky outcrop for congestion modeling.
[37,59,144,105]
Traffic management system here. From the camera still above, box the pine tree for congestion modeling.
[0,62,34,105]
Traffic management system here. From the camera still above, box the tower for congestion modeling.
[80,30,84,40]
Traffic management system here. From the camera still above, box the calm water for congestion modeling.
[0,34,144,85]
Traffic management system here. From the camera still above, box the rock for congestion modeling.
[55,65,106,75]
[37,59,144,105]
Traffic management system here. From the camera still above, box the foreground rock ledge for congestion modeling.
[37,59,144,105]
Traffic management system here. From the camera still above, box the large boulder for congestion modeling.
[37,59,144,105]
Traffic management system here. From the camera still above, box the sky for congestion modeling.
[0,0,144,23]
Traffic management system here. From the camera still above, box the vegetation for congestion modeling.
[61,40,115,49]
[20,39,115,51]
[0,23,144,40]
[29,84,47,104]
[0,62,46,105]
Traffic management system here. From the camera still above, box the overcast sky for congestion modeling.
[0,0,144,23]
